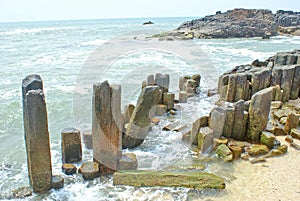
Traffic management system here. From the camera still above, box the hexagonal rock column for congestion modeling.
[209,107,226,138]
[22,75,52,193]
[61,128,82,163]
[122,86,162,148]
[246,87,273,143]
[92,81,122,173]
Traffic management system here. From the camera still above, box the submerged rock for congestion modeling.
[79,162,100,180]
[118,153,138,170]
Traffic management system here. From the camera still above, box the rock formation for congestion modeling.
[154,9,300,40]
[92,81,122,173]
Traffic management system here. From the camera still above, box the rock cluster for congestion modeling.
[218,50,300,103]
[178,74,201,103]
[154,8,300,40]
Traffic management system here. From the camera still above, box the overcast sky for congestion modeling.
[1,0,300,22]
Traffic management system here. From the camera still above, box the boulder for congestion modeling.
[215,144,233,162]
[163,92,175,110]
[118,153,138,170]
[260,131,275,149]
[113,170,225,190]
[246,144,269,156]
[179,91,188,103]
[284,112,299,133]
[79,162,100,180]
[123,86,162,148]
[285,135,294,143]
[247,88,273,142]
[62,164,77,175]
[228,145,243,160]
[12,186,32,198]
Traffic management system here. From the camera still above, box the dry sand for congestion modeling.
[215,136,300,201]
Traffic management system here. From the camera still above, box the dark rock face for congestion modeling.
[155,9,277,40]
[155,9,300,40]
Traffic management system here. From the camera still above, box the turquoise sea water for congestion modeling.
[0,17,300,200]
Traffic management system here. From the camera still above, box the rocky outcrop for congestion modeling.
[154,9,300,40]
[275,10,300,35]
[155,9,277,40]
[218,50,300,103]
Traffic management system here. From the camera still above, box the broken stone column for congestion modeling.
[234,74,248,101]
[192,74,201,88]
[209,107,226,138]
[284,112,299,134]
[61,128,82,163]
[198,127,214,154]
[290,65,300,99]
[179,91,188,103]
[232,100,247,141]
[155,73,169,92]
[92,81,122,172]
[163,92,174,110]
[122,86,162,148]
[22,75,52,193]
[222,107,234,138]
[226,75,237,102]
[281,65,295,102]
[147,74,155,86]
[246,87,273,143]
[251,69,271,96]
[191,116,208,145]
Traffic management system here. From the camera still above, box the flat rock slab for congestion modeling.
[113,170,225,190]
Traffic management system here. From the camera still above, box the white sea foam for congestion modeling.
[0,26,75,36]
[80,39,107,46]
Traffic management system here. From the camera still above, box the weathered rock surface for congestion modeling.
[215,144,233,162]
[191,116,208,145]
[247,88,273,142]
[22,75,52,193]
[155,9,276,40]
[61,128,82,163]
[123,86,162,148]
[246,144,269,156]
[260,131,275,149]
[154,9,300,40]
[198,127,214,154]
[118,153,138,170]
[79,162,99,180]
[62,164,77,175]
[113,170,225,190]
[92,81,122,172]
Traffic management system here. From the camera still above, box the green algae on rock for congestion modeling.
[113,170,225,190]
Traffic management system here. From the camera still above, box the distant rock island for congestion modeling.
[154,9,300,40]
[143,21,154,25]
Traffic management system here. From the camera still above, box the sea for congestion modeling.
[0,17,300,200]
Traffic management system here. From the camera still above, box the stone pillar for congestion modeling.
[234,74,248,101]
[155,73,169,92]
[290,65,300,99]
[163,92,175,110]
[209,107,226,138]
[92,81,122,172]
[147,74,155,86]
[281,66,295,102]
[22,75,52,193]
[232,100,247,140]
[198,127,214,154]
[122,86,162,148]
[179,91,188,103]
[226,75,237,102]
[222,107,234,138]
[191,116,208,145]
[246,87,272,143]
[61,128,82,163]
[192,74,201,88]
[251,69,271,96]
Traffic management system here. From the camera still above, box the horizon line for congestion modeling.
[0,16,200,24]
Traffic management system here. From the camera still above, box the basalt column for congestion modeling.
[92,81,122,173]
[22,75,52,192]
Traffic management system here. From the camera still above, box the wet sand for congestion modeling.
[216,136,300,201]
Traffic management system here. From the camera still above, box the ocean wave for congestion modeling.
[0,26,75,36]
[80,39,107,46]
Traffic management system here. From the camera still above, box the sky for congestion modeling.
[0,0,300,22]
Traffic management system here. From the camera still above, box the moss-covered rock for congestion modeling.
[260,131,275,149]
[246,144,269,156]
[215,144,233,162]
[113,170,225,190]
